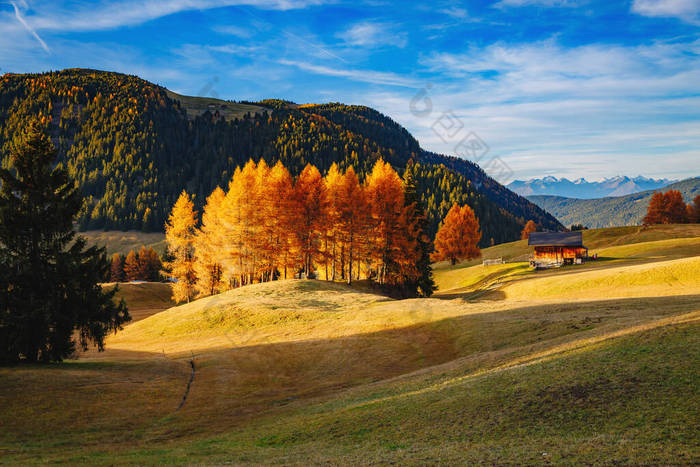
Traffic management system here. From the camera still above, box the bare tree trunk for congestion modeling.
[340,244,345,280]
[331,238,336,281]
[347,233,353,285]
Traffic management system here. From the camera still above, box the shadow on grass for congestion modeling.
[1,293,698,458]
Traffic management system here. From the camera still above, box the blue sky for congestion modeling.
[2,0,699,181]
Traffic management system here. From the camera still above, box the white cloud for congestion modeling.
[208,44,261,55]
[19,0,328,32]
[355,38,700,179]
[10,1,49,53]
[212,25,253,38]
[336,21,407,49]
[438,7,469,18]
[631,0,700,23]
[278,59,419,87]
[494,0,584,7]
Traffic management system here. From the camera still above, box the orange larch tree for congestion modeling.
[221,161,259,286]
[521,220,537,239]
[324,163,344,281]
[110,253,125,282]
[336,165,368,284]
[365,159,406,285]
[137,245,162,282]
[291,164,329,278]
[643,190,688,225]
[431,203,482,265]
[266,161,296,279]
[194,186,226,296]
[164,191,198,303]
[252,160,273,281]
[123,250,140,282]
[689,194,700,223]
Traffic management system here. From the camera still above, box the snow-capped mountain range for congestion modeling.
[507,176,677,199]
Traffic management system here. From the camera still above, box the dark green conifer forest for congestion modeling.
[0,69,562,245]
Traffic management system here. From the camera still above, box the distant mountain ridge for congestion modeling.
[508,176,676,199]
[527,178,700,229]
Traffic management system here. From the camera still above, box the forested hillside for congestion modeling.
[529,178,700,228]
[0,69,561,245]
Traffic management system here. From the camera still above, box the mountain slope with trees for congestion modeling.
[0,68,562,245]
[528,178,700,228]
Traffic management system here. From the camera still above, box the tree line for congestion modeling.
[643,190,700,225]
[163,158,443,302]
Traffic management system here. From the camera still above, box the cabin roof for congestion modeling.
[528,231,584,247]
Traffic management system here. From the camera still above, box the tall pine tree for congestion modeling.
[403,164,436,297]
[0,121,129,363]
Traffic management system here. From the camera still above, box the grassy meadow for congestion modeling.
[81,230,166,256]
[1,224,698,464]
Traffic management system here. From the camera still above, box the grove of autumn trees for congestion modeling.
[0,122,129,363]
[0,69,561,242]
[643,190,700,225]
[109,246,162,282]
[164,158,436,302]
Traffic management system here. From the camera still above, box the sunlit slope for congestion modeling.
[434,224,700,271]
[433,225,700,295]
[500,256,700,300]
[104,282,174,322]
[109,280,397,353]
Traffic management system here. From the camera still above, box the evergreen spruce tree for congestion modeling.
[0,122,129,363]
[403,164,436,297]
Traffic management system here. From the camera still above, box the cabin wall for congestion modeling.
[533,246,587,261]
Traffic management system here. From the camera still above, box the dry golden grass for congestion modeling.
[1,224,699,464]
[102,282,175,322]
[81,230,166,256]
[499,256,700,300]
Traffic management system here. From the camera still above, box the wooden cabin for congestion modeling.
[528,231,588,266]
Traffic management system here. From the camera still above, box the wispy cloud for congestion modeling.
[22,0,329,32]
[212,24,253,38]
[359,38,700,179]
[278,59,419,87]
[10,1,49,53]
[631,0,700,24]
[438,7,470,18]
[494,0,584,7]
[337,21,407,49]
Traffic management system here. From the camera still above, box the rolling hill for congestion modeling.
[528,177,700,228]
[0,68,561,245]
[1,224,698,463]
